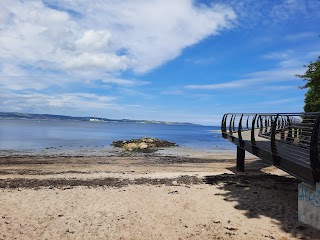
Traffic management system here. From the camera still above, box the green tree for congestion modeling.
[297,56,320,112]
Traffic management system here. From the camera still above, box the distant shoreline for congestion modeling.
[0,111,202,126]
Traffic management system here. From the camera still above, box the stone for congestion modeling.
[138,142,148,149]
[111,137,177,152]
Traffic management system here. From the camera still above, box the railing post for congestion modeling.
[229,114,234,136]
[221,114,227,138]
[259,116,263,134]
[264,117,268,134]
[287,116,292,141]
[310,115,320,182]
[251,114,257,145]
[232,115,236,132]
[271,114,280,165]
[280,117,285,140]
[246,116,249,130]
[238,114,244,147]
[237,146,245,172]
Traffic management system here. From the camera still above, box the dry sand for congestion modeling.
[1,147,320,240]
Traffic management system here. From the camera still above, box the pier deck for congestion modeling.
[221,113,320,185]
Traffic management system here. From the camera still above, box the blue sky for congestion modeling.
[0,0,319,125]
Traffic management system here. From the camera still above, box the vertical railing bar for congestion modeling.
[287,116,292,141]
[229,114,234,136]
[232,115,236,132]
[238,114,244,146]
[246,116,249,130]
[251,114,257,145]
[271,114,279,163]
[281,117,285,140]
[259,115,263,135]
[264,117,268,134]
[221,114,226,138]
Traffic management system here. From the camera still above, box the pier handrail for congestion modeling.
[221,112,320,184]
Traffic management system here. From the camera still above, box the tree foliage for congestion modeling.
[297,56,320,112]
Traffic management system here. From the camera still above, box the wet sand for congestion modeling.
[1,147,320,239]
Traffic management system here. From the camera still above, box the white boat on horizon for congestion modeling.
[89,115,104,122]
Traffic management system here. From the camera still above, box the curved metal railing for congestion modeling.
[221,112,320,183]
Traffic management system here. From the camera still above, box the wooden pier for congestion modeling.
[221,113,320,185]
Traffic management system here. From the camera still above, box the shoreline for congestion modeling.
[1,148,320,239]
[0,145,236,158]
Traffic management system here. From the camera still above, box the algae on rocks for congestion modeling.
[111,137,177,152]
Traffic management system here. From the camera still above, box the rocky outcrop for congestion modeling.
[111,137,177,152]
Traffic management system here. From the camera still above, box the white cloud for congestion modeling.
[0,91,119,114]
[75,30,112,51]
[64,53,132,71]
[0,0,236,92]
[100,78,149,87]
[0,63,70,90]
[0,0,238,124]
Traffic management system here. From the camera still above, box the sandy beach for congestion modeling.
[1,147,320,240]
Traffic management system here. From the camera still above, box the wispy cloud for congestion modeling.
[100,78,150,87]
[186,81,245,90]
[307,51,320,58]
[258,97,302,105]
[160,90,185,96]
[285,32,318,41]
[0,91,119,115]
[262,49,313,68]
[185,66,304,90]
[216,0,320,27]
[185,56,216,65]
[261,85,298,91]
[262,50,293,60]
[160,89,215,100]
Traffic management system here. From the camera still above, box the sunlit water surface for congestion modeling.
[0,119,235,151]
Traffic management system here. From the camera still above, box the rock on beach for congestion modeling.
[111,137,177,151]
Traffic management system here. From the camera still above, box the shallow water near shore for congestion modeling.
[0,119,235,151]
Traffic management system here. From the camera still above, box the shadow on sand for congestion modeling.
[204,160,320,239]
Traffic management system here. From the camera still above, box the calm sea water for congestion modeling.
[0,119,235,151]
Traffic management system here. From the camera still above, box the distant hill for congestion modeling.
[0,112,198,126]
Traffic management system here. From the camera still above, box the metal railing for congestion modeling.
[221,112,320,183]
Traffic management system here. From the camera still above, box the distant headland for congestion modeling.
[0,111,199,126]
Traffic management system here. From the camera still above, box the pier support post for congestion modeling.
[236,146,245,172]
[298,182,320,229]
